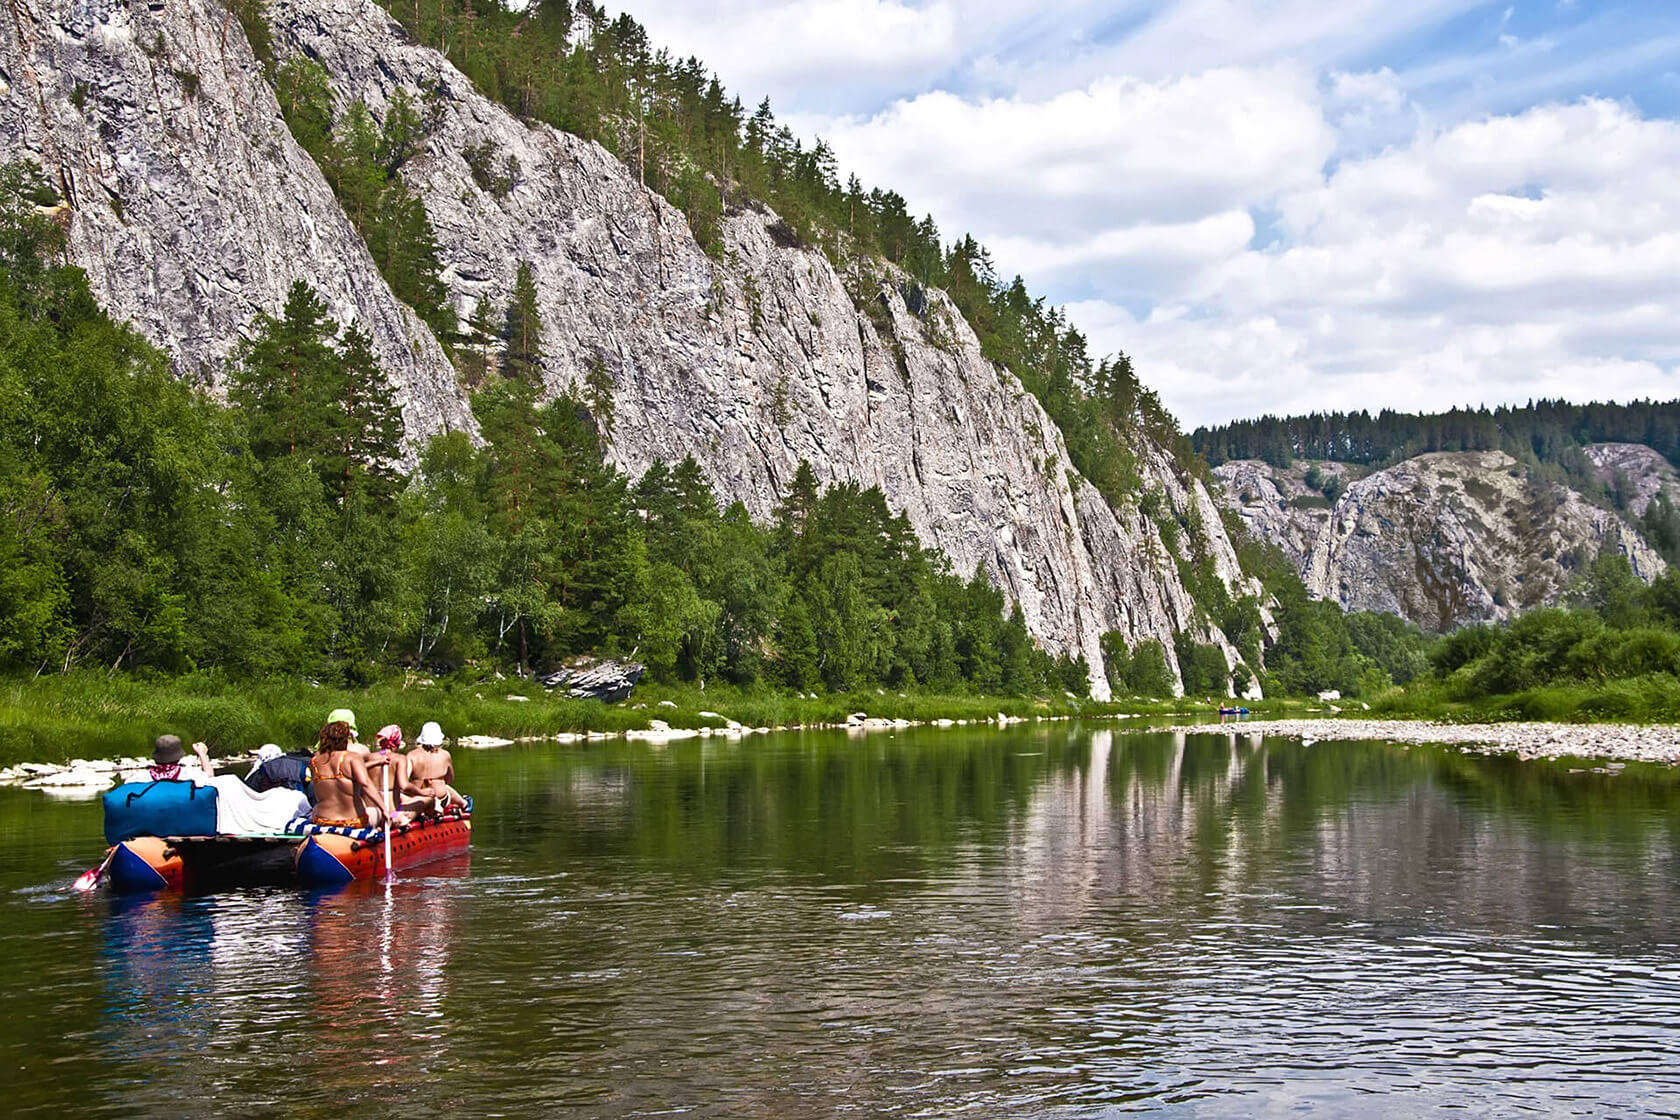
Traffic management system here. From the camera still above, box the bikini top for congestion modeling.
[309,751,357,783]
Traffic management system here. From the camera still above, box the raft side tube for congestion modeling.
[107,837,184,892]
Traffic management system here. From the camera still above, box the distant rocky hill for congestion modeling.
[1584,442,1680,517]
[1217,450,1665,631]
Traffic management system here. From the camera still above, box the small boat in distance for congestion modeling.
[1218,706,1251,716]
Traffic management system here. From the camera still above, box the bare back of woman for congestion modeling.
[309,721,387,827]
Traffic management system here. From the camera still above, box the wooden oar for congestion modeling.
[73,846,116,891]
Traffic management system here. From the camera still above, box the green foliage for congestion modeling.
[274,70,456,344]
[0,163,293,674]
[231,281,406,504]
[222,0,275,69]
[462,138,518,196]
[1195,399,1680,473]
[1174,635,1230,696]
[1099,632,1177,697]
[500,261,544,382]
[0,159,1107,703]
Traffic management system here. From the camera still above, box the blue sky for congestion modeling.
[621,1,1680,427]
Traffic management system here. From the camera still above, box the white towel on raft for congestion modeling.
[206,776,310,835]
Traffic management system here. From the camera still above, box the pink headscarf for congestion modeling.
[376,724,404,752]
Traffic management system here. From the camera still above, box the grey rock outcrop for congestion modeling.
[1585,442,1680,517]
[0,0,475,444]
[539,659,647,703]
[1218,451,1664,631]
[265,0,1268,695]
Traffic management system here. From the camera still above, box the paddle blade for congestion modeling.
[73,847,115,891]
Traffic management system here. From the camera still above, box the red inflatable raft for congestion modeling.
[101,805,472,891]
[292,813,472,885]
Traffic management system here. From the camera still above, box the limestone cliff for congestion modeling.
[0,0,1270,695]
[1217,451,1664,631]
[0,0,476,443]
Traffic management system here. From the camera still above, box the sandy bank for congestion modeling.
[1139,719,1680,765]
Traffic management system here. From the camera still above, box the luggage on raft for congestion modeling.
[102,780,218,845]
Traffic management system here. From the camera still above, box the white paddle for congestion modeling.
[382,759,395,883]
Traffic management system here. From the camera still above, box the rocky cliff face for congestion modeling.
[1585,442,1680,517]
[1,0,1269,696]
[1217,451,1664,631]
[0,0,476,443]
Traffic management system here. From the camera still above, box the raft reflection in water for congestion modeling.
[96,858,468,1108]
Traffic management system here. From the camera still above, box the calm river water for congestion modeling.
[2,724,1678,1117]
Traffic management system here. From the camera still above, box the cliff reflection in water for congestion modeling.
[1010,728,1678,942]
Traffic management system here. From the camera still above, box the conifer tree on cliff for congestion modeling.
[233,281,403,504]
[501,261,544,383]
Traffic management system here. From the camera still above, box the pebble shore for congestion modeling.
[1141,719,1680,765]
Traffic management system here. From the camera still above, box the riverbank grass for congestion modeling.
[1371,675,1680,725]
[0,673,1308,765]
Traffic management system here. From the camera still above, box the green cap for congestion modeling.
[327,707,358,736]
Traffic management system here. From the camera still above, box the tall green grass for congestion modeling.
[0,672,1266,765]
[1369,674,1680,724]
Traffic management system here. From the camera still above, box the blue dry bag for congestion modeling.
[102,780,219,845]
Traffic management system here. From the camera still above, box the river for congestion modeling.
[1,724,1677,1116]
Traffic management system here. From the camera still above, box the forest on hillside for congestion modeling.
[1194,401,1680,568]
[14,0,1611,708]
[1193,400,1680,471]
[0,163,1096,695]
[234,0,1198,511]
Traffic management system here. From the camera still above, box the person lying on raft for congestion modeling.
[308,720,393,830]
[407,721,467,815]
[244,743,314,798]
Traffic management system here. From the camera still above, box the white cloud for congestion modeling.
[614,0,961,112]
[1069,99,1680,428]
[808,64,1333,249]
[615,1,1680,431]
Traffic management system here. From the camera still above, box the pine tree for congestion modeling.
[330,325,406,502]
[501,260,544,382]
[232,281,339,463]
[584,353,615,435]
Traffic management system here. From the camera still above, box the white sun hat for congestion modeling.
[245,743,283,777]
[417,721,446,747]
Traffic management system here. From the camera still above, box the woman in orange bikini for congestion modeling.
[308,720,390,828]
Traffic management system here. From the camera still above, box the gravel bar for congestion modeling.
[1136,719,1680,765]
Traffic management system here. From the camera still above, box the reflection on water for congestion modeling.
[1,726,1678,1116]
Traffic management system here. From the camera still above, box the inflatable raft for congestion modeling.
[292,811,472,885]
[97,779,472,891]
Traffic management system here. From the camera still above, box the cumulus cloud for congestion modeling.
[1073,99,1680,427]
[808,64,1332,284]
[616,1,1680,429]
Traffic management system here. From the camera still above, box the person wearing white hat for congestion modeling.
[408,721,466,815]
[245,744,283,779]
